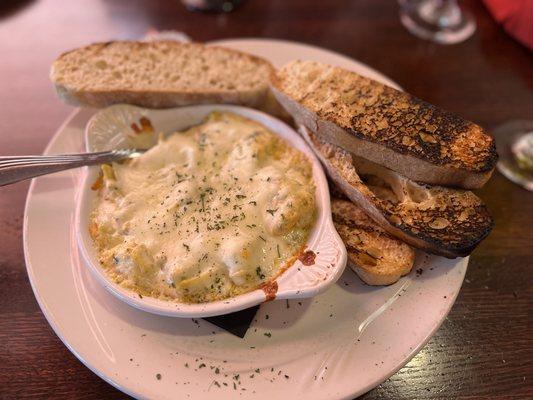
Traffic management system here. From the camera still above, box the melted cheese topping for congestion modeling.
[90,112,316,303]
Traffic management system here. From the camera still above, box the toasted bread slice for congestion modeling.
[272,60,497,189]
[50,41,276,109]
[301,125,493,258]
[332,198,415,285]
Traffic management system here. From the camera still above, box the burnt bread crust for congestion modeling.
[272,60,498,189]
[300,126,493,258]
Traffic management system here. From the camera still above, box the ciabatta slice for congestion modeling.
[332,198,414,285]
[301,125,493,258]
[272,60,497,189]
[50,41,276,109]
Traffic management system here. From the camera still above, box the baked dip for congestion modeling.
[89,112,316,303]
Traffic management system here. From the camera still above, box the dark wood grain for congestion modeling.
[0,0,532,399]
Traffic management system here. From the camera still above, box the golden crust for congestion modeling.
[332,198,414,285]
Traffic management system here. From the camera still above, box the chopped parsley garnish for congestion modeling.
[200,193,206,212]
[255,267,265,280]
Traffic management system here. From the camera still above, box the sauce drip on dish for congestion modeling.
[298,250,316,266]
[261,281,278,301]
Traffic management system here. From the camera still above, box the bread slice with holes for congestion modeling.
[301,125,493,258]
[50,41,277,110]
[271,60,497,189]
[332,197,415,285]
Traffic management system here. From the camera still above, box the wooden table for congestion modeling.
[1,0,531,398]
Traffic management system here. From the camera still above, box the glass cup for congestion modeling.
[399,0,476,44]
[494,120,533,191]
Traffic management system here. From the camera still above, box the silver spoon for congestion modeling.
[0,149,144,186]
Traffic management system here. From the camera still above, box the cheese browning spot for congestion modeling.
[131,117,154,134]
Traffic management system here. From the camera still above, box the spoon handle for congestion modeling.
[0,149,141,186]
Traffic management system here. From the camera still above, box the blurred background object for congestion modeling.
[495,120,533,191]
[399,0,476,44]
[483,0,533,51]
[482,0,533,190]
[181,0,246,13]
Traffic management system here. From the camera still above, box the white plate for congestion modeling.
[24,38,468,400]
[77,104,346,317]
